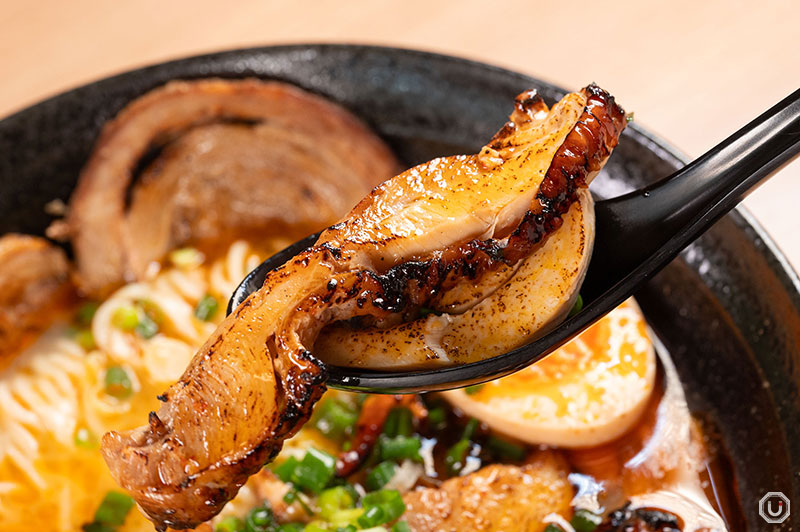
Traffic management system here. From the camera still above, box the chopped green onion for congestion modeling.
[136,299,164,323]
[570,509,603,532]
[111,305,139,331]
[366,461,397,491]
[89,491,134,528]
[135,299,162,338]
[464,384,484,395]
[462,418,479,441]
[334,525,358,532]
[303,522,328,532]
[244,504,275,532]
[383,409,399,437]
[81,523,113,532]
[104,366,133,399]
[75,427,97,449]
[445,439,470,476]
[314,398,359,439]
[272,456,300,483]
[396,409,413,437]
[111,301,162,338]
[329,508,364,528]
[291,447,337,494]
[544,525,565,532]
[444,419,480,475]
[392,522,412,532]
[277,524,304,532]
[135,313,159,339]
[282,488,313,515]
[486,436,526,461]
[383,407,412,438]
[169,247,204,269]
[568,294,584,318]
[358,490,406,528]
[358,506,385,528]
[216,516,244,532]
[379,435,422,462]
[340,482,361,504]
[194,294,219,321]
[626,112,635,123]
[318,486,356,519]
[76,301,99,326]
[426,407,446,430]
[75,329,96,350]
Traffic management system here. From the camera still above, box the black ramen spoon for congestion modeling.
[229,87,800,393]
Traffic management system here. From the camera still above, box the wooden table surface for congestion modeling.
[2,0,798,271]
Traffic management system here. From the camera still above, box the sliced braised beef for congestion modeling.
[65,79,399,297]
[0,235,73,368]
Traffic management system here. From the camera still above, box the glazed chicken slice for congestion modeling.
[402,450,573,532]
[101,85,626,529]
[316,187,594,368]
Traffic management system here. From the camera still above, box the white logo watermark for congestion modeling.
[759,492,790,524]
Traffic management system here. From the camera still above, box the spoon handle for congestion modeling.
[588,88,800,296]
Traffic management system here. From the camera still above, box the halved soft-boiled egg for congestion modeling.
[443,298,656,448]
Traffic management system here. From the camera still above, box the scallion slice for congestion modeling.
[104,366,133,399]
[169,247,204,269]
[570,508,603,532]
[215,516,244,532]
[568,294,584,317]
[486,436,526,461]
[76,301,99,326]
[444,438,471,476]
[272,456,299,483]
[379,435,422,462]
[358,489,406,528]
[74,427,96,449]
[314,398,358,439]
[111,305,139,331]
[244,504,275,532]
[464,384,484,395]
[462,418,479,441]
[291,447,337,494]
[194,294,219,321]
[383,407,413,438]
[81,491,134,531]
[365,460,397,491]
[318,486,356,519]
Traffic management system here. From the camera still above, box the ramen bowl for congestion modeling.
[0,45,798,530]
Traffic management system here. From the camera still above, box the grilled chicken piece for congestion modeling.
[316,187,593,368]
[65,79,398,297]
[0,235,73,369]
[101,85,625,529]
[402,450,573,532]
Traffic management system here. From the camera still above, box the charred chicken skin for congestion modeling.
[101,85,626,529]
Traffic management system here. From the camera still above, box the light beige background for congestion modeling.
[2,0,798,271]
